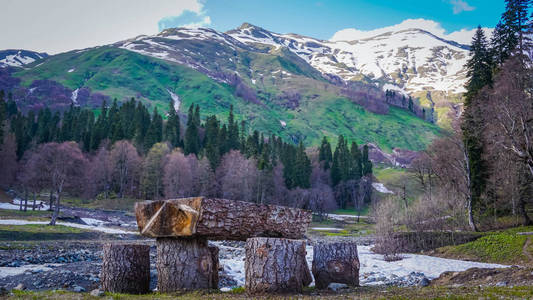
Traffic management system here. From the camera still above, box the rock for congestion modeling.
[73,285,85,292]
[327,282,348,291]
[13,283,25,291]
[419,277,430,287]
[90,289,104,297]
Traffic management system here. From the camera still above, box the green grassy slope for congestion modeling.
[15,47,440,151]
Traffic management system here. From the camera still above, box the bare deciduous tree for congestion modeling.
[110,140,141,198]
[217,150,258,202]
[163,150,193,198]
[31,142,87,225]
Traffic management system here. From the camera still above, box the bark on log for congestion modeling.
[156,237,218,291]
[312,242,359,289]
[100,243,150,294]
[135,197,311,240]
[245,237,311,294]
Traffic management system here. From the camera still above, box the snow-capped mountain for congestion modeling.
[227,23,470,94]
[118,22,474,95]
[0,50,48,68]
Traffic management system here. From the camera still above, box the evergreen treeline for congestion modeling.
[0,94,374,214]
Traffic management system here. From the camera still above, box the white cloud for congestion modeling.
[0,0,206,54]
[330,18,492,45]
[181,16,212,28]
[449,0,476,14]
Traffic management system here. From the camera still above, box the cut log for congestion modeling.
[100,243,150,294]
[245,237,311,294]
[312,242,359,289]
[156,237,218,291]
[135,197,311,240]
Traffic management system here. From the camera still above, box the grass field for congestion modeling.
[6,286,533,299]
[434,226,533,265]
[0,224,97,241]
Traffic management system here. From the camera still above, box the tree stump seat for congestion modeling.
[245,237,312,294]
[101,243,150,294]
[312,241,360,289]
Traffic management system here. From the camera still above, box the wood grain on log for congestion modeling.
[156,237,218,291]
[245,237,312,294]
[312,242,359,289]
[135,197,311,240]
[100,243,150,294]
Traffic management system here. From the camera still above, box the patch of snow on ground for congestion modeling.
[1,198,49,210]
[215,244,508,288]
[0,219,136,235]
[67,68,75,73]
[326,213,368,221]
[310,227,343,231]
[81,217,105,227]
[357,245,508,285]
[372,182,394,194]
[0,263,63,279]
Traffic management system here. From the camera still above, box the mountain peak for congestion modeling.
[237,22,263,30]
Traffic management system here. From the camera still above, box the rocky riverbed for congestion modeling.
[0,206,513,293]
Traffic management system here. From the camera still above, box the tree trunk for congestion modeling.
[49,189,61,226]
[48,190,54,211]
[135,197,312,240]
[101,243,150,294]
[312,242,359,289]
[23,190,28,212]
[156,237,218,292]
[245,237,311,294]
[32,192,36,211]
[467,195,477,232]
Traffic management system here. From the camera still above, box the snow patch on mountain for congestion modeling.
[0,50,47,68]
[117,20,480,95]
[71,88,79,104]
[226,22,472,93]
[167,89,181,112]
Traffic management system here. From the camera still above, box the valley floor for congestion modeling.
[1,195,533,299]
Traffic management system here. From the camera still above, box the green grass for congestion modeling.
[15,46,441,151]
[332,206,370,216]
[60,195,138,212]
[309,218,375,237]
[373,166,423,201]
[436,226,533,265]
[0,224,95,241]
[7,286,533,299]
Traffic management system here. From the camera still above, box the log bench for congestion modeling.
[134,197,312,240]
[132,197,313,292]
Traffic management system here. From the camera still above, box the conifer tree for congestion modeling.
[227,105,240,150]
[319,136,332,169]
[350,141,362,179]
[463,26,493,215]
[204,115,221,170]
[144,108,163,151]
[184,104,200,155]
[164,100,181,148]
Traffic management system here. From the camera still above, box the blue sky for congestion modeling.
[1,0,505,54]
[160,0,505,39]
